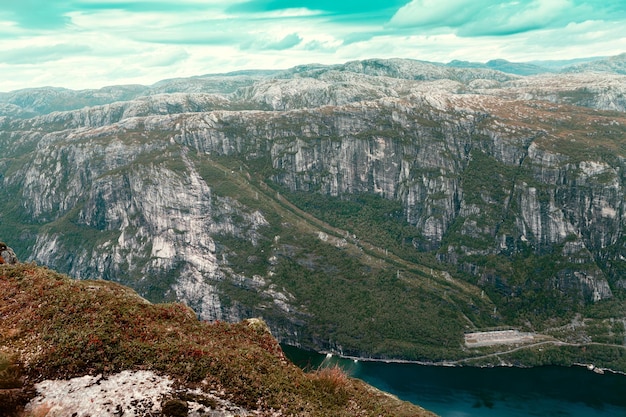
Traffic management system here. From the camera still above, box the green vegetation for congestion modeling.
[0,263,429,416]
[269,234,477,360]
[190,152,626,370]
[281,189,429,262]
[464,343,626,372]
[189,156,499,361]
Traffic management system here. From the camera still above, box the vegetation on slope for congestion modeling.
[190,152,626,369]
[193,155,499,361]
[272,183,626,371]
[0,263,432,417]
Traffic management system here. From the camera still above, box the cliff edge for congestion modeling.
[0,263,433,417]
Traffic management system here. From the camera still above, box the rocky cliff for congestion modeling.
[1,57,625,363]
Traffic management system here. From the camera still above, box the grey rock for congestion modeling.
[0,242,18,264]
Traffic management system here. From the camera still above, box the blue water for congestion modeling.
[282,345,626,417]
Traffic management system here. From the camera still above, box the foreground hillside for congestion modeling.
[0,263,431,417]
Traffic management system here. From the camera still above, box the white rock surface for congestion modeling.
[25,370,252,417]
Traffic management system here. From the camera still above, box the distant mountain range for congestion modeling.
[2,53,625,115]
[446,55,618,75]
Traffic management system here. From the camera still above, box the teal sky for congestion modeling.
[1,0,625,91]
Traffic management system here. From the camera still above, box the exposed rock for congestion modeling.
[0,242,18,265]
[23,370,254,417]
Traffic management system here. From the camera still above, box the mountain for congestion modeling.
[1,56,625,370]
[447,58,553,75]
[528,56,608,71]
[563,53,626,75]
[0,263,428,416]
[446,56,615,76]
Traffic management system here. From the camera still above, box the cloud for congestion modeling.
[246,33,303,50]
[389,0,483,29]
[76,1,207,13]
[389,0,626,37]
[0,44,92,64]
[269,33,303,50]
[0,20,23,40]
[67,8,239,46]
[131,28,240,46]
[462,0,572,36]
[0,0,248,30]
[303,39,339,52]
[142,49,190,67]
[0,0,73,29]
[1,0,625,92]
[233,0,407,14]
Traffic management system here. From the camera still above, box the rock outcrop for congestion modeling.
[0,242,18,265]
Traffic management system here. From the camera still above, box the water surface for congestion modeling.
[283,345,626,417]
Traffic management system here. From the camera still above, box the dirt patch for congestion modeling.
[465,330,535,347]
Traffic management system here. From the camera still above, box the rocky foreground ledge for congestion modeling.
[0,263,433,417]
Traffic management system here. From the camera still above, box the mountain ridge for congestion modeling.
[2,54,625,116]
[1,55,625,371]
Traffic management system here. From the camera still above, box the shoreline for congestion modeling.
[306,347,626,377]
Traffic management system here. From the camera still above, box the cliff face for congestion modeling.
[170,96,624,304]
[1,57,625,360]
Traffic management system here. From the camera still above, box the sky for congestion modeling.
[1,0,625,92]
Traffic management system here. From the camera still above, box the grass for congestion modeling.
[0,263,432,416]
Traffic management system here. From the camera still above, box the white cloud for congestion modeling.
[459,0,574,36]
[241,33,303,50]
[390,0,600,36]
[251,8,323,18]
[142,48,190,68]
[0,44,92,64]
[390,0,484,28]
